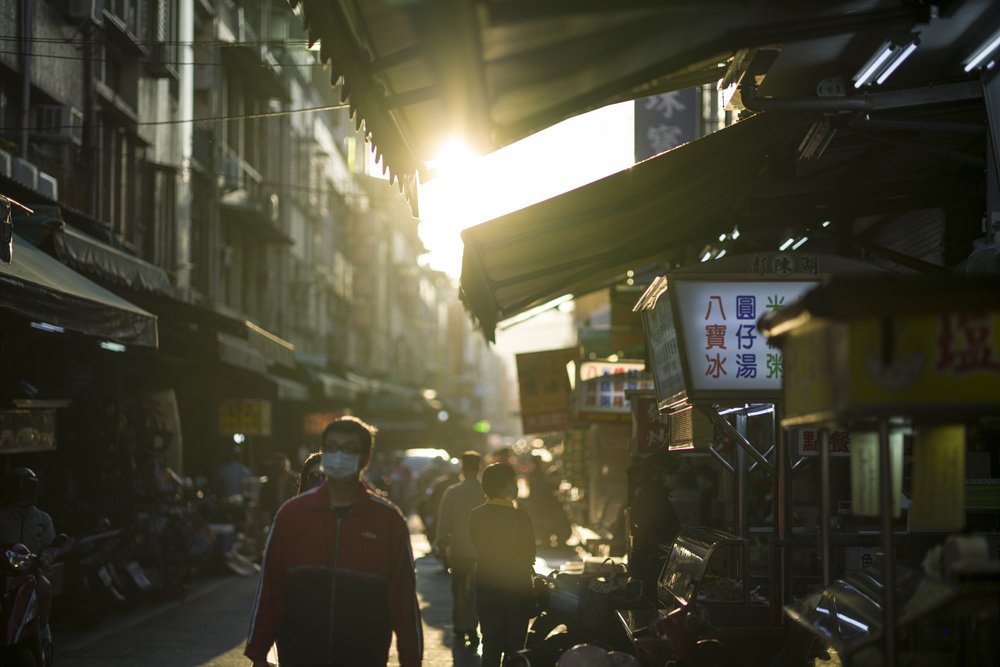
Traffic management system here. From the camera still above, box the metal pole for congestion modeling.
[736,413,750,607]
[879,419,897,666]
[701,405,773,470]
[774,403,788,625]
[708,446,735,475]
[820,428,831,587]
[748,444,775,473]
[735,413,749,540]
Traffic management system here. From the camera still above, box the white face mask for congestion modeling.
[320,451,360,480]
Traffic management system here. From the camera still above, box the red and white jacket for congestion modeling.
[245,482,423,666]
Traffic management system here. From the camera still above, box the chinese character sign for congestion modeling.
[640,283,686,405]
[632,394,670,456]
[793,429,852,457]
[516,347,577,434]
[578,362,653,423]
[634,88,699,162]
[674,281,816,393]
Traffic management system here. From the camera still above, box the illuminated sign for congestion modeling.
[673,280,816,393]
[577,361,652,423]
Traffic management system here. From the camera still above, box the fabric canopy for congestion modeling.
[54,225,172,294]
[0,234,158,347]
[289,0,920,211]
[459,112,809,341]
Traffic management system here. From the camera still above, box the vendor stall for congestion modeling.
[618,253,888,664]
[759,275,1000,665]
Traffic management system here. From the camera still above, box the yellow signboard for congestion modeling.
[515,347,577,434]
[783,311,1000,423]
[218,399,273,436]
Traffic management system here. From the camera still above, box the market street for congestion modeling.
[56,522,580,666]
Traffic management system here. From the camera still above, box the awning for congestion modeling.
[14,207,172,294]
[0,233,158,347]
[289,0,922,211]
[459,112,809,341]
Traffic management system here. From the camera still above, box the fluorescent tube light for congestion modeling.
[853,42,895,87]
[964,28,1000,72]
[99,341,126,352]
[498,294,574,330]
[792,236,809,250]
[716,249,727,259]
[701,251,712,262]
[779,238,795,251]
[747,406,774,417]
[31,322,65,334]
[822,220,831,228]
[876,41,917,84]
[718,234,727,242]
[853,35,919,88]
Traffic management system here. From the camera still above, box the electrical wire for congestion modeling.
[0,103,349,133]
[0,48,333,68]
[0,35,313,48]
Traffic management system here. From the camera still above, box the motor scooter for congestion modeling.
[512,560,642,666]
[0,536,75,667]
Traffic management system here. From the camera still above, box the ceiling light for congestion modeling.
[853,35,920,88]
[779,238,795,251]
[31,321,65,334]
[731,227,741,240]
[875,41,917,84]
[701,251,712,262]
[716,249,727,259]
[822,220,831,228]
[797,118,837,161]
[964,27,1000,72]
[792,236,809,250]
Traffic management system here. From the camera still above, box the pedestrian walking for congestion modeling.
[435,451,485,648]
[469,462,536,667]
[245,416,423,667]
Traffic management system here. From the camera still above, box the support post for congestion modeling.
[820,428,831,588]
[879,419,897,665]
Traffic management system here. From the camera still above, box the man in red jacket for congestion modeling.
[246,417,423,667]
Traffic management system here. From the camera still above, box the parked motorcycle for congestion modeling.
[512,560,642,667]
[0,535,75,667]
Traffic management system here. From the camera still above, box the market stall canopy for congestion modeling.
[0,234,158,347]
[459,112,810,341]
[15,206,172,295]
[288,0,922,211]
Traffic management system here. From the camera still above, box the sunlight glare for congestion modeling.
[418,103,634,279]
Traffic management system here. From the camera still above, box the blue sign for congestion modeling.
[634,88,700,162]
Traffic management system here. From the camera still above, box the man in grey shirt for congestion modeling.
[435,451,484,648]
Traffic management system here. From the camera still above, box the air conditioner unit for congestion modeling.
[68,0,105,25]
[0,149,11,178]
[12,158,38,190]
[35,105,83,145]
[37,172,59,200]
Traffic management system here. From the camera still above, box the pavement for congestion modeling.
[54,514,584,666]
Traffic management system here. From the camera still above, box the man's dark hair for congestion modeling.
[321,416,377,454]
[481,462,516,499]
[461,451,482,476]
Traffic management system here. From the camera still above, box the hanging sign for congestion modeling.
[516,347,577,434]
[0,410,56,452]
[630,392,670,456]
[850,431,903,518]
[672,280,815,394]
[635,277,687,409]
[792,429,852,457]
[576,361,652,423]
